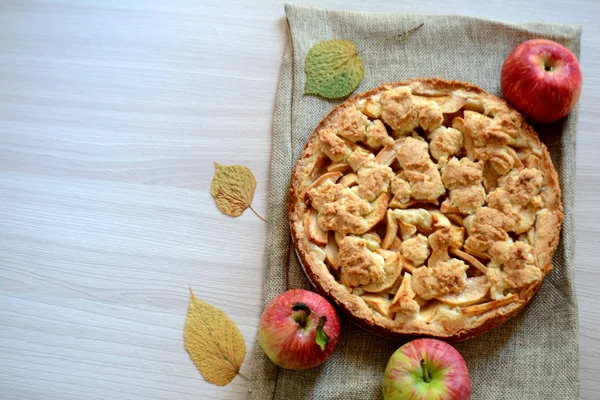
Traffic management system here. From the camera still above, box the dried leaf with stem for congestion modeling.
[184,289,248,386]
[211,162,267,222]
[304,23,424,99]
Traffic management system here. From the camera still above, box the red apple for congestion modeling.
[258,289,340,370]
[501,39,582,124]
[382,338,471,400]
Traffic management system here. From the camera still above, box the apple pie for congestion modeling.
[289,78,563,341]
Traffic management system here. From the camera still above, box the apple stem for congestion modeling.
[421,358,431,383]
[291,302,311,328]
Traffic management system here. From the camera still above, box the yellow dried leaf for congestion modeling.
[184,289,246,386]
[211,162,256,217]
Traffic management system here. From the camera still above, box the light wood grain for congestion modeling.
[0,1,598,399]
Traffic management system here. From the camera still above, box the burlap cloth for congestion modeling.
[248,4,581,399]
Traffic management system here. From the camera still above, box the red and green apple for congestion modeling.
[501,38,582,124]
[259,289,340,370]
[383,338,471,400]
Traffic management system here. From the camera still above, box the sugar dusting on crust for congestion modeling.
[338,236,386,287]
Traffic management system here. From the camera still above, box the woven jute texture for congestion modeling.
[248,4,581,399]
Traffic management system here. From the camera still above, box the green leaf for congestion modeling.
[315,316,330,351]
[304,39,364,99]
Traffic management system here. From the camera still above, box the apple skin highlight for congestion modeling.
[501,39,582,124]
[259,289,340,370]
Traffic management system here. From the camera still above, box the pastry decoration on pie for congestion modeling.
[289,78,563,341]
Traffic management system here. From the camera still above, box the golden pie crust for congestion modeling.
[289,78,563,341]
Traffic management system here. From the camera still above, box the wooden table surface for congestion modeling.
[1,1,598,399]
